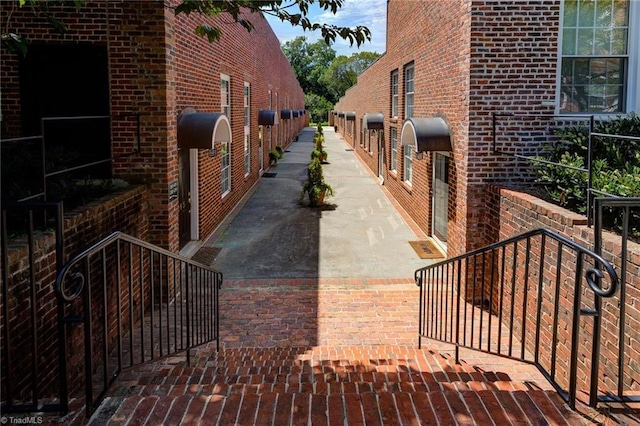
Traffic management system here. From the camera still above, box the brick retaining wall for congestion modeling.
[1,186,148,402]
[485,185,640,395]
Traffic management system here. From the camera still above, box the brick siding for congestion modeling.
[1,1,306,251]
[335,0,562,258]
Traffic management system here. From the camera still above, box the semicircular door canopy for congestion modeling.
[363,112,384,131]
[400,117,452,152]
[178,110,231,149]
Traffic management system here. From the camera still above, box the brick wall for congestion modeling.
[0,186,148,402]
[485,185,640,396]
[1,1,305,250]
[466,0,561,252]
[335,0,471,257]
[335,0,562,258]
[172,4,306,240]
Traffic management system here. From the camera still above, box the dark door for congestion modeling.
[178,149,191,248]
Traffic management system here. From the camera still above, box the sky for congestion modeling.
[264,0,388,57]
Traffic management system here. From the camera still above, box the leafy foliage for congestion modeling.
[3,0,371,57]
[2,0,83,56]
[281,36,379,124]
[534,113,640,235]
[320,51,380,102]
[301,158,333,206]
[305,92,334,125]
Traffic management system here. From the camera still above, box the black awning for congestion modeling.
[338,111,345,117]
[178,110,231,149]
[363,112,384,130]
[292,110,300,118]
[400,117,452,152]
[345,111,356,121]
[280,109,292,120]
[258,109,276,126]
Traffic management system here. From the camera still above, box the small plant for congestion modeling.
[311,147,328,163]
[269,149,281,166]
[275,145,284,157]
[301,158,333,207]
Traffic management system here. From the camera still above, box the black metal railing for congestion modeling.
[1,202,65,414]
[415,228,618,409]
[55,232,222,415]
[1,113,140,203]
[491,112,640,227]
[592,197,640,406]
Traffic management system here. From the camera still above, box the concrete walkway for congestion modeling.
[201,126,432,280]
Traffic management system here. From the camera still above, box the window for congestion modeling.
[244,82,250,176]
[403,145,413,184]
[390,127,398,172]
[560,0,634,113]
[391,70,399,117]
[404,63,415,119]
[221,141,230,196]
[244,83,250,127]
[221,74,230,117]
[268,90,273,149]
[244,134,250,176]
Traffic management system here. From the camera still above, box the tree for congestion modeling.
[305,92,333,124]
[321,51,380,102]
[282,36,335,102]
[2,0,371,57]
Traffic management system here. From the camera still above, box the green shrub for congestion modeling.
[534,113,640,236]
[300,158,333,206]
[268,149,280,165]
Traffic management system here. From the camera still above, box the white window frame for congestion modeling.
[557,0,639,114]
[404,63,415,119]
[221,73,230,118]
[391,70,399,118]
[390,127,398,172]
[221,140,231,197]
[244,82,250,176]
[403,144,413,185]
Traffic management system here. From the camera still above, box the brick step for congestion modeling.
[129,345,495,378]
[87,389,582,425]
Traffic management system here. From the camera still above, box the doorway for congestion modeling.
[432,152,449,248]
[377,130,385,180]
[178,149,192,248]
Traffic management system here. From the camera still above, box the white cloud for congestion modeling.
[264,0,387,56]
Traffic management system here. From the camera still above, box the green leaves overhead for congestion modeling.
[173,0,371,47]
[4,0,371,56]
[3,0,84,56]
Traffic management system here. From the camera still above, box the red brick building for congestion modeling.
[334,0,639,257]
[1,0,306,252]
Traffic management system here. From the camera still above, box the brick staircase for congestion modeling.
[79,345,586,425]
[51,279,612,425]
